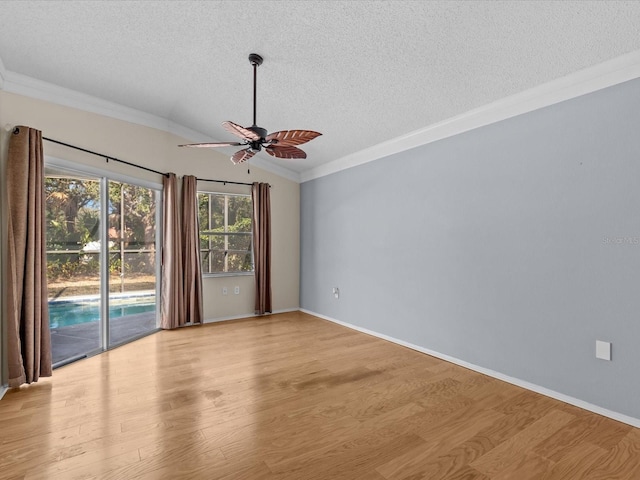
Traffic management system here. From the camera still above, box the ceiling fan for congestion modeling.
[179,53,322,165]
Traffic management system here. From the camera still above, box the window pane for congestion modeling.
[227,233,251,251]
[197,192,253,274]
[45,176,101,296]
[45,173,102,365]
[198,194,209,230]
[227,252,253,272]
[228,196,252,232]
[108,181,158,348]
[201,233,224,251]
[210,195,225,230]
[122,184,156,252]
[208,250,225,273]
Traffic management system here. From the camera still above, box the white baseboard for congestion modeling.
[300,309,640,429]
[203,308,299,325]
[0,385,7,401]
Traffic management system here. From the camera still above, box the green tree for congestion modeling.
[46,177,157,282]
[198,193,253,273]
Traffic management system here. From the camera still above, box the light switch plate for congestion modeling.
[596,340,611,361]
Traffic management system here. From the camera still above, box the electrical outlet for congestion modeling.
[222,287,228,295]
[333,287,339,299]
[234,286,240,295]
[596,340,611,361]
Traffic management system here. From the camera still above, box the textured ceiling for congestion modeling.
[2,1,640,177]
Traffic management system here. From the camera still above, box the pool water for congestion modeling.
[49,301,156,328]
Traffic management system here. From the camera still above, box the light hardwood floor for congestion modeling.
[1,311,638,479]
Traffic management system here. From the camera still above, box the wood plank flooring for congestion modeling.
[0,311,638,479]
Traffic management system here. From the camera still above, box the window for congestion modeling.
[198,192,253,275]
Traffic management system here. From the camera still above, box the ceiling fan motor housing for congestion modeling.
[248,125,267,139]
[248,125,267,152]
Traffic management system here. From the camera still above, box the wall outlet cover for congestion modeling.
[596,340,612,361]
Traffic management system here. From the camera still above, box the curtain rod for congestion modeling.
[196,177,259,187]
[42,136,169,177]
[40,134,269,188]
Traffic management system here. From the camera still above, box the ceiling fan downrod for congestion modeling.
[247,53,267,153]
[249,53,263,129]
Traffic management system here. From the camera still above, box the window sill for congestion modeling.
[202,271,254,279]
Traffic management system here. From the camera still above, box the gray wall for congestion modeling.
[300,78,640,420]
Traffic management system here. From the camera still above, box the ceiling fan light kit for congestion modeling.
[180,53,322,166]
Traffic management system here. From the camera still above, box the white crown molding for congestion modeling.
[300,49,640,183]
[4,70,175,131]
[300,309,640,428]
[1,69,301,183]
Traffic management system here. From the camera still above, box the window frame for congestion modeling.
[198,191,254,277]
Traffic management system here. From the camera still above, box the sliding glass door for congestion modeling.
[107,181,158,347]
[45,164,161,366]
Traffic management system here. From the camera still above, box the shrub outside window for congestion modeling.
[198,192,253,275]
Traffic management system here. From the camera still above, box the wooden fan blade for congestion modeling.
[265,130,321,147]
[231,148,256,165]
[179,142,244,148]
[222,121,261,141]
[265,145,307,159]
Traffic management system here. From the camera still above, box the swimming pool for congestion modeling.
[49,299,156,328]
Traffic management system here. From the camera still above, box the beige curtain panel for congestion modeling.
[181,175,203,325]
[6,126,53,387]
[161,173,185,329]
[252,182,272,315]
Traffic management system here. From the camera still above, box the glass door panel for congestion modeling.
[45,169,102,365]
[108,181,158,346]
[46,166,160,366]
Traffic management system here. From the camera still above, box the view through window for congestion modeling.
[198,192,253,274]
[46,165,160,366]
